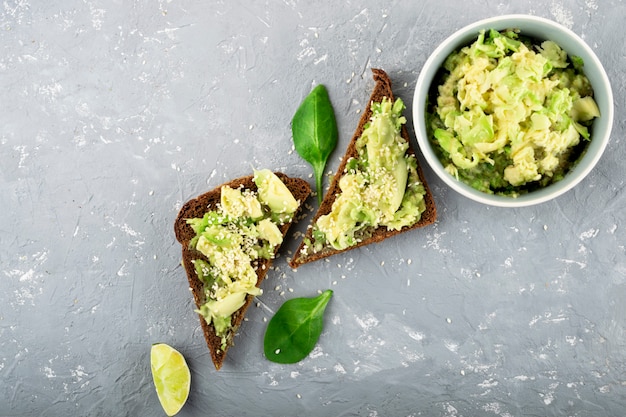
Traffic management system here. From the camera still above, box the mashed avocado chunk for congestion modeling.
[311,97,427,251]
[428,29,599,196]
[186,170,298,349]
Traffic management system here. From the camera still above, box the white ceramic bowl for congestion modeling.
[413,14,614,207]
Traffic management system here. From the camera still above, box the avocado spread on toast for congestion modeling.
[304,97,427,253]
[185,169,299,349]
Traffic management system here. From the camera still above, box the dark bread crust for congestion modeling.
[174,173,311,370]
[289,69,436,269]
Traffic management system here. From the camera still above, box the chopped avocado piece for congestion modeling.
[257,218,283,247]
[570,96,600,122]
[254,169,299,218]
[313,97,427,251]
[221,185,263,219]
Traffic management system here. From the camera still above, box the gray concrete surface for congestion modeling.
[1,1,625,416]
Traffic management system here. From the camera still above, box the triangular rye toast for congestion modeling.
[174,172,311,370]
[289,69,436,269]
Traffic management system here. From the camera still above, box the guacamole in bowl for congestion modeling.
[413,15,613,207]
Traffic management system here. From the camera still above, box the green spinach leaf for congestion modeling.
[291,84,338,204]
[264,289,333,364]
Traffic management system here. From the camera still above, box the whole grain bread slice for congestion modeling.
[174,172,311,370]
[289,69,436,269]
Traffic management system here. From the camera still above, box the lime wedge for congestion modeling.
[150,343,191,416]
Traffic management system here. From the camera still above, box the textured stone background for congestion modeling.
[1,1,625,416]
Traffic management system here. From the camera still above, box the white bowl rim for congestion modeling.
[413,14,614,208]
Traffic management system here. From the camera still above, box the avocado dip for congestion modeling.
[427,29,600,196]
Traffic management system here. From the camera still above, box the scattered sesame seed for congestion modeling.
[460,370,465,376]
[297,393,302,399]
[263,317,267,322]
[332,281,338,285]
[446,318,452,324]
[407,259,412,265]
[275,349,281,355]
[288,288,294,293]
[280,291,285,296]
[380,261,385,266]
